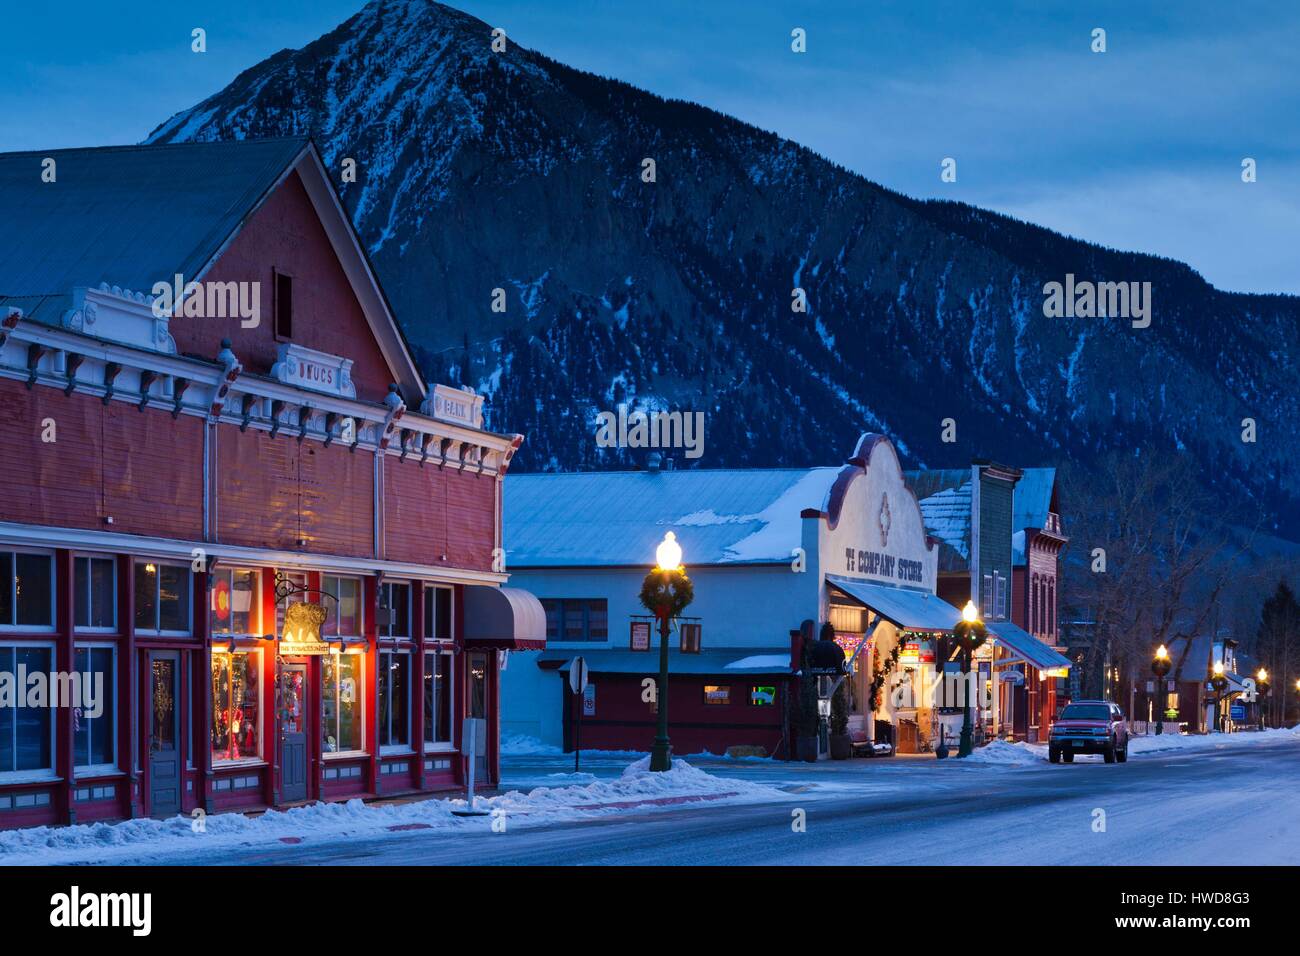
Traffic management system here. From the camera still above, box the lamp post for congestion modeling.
[1211,661,1228,733]
[639,532,694,772]
[1256,668,1270,730]
[953,600,988,758]
[1151,644,1171,735]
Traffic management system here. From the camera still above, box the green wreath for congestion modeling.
[639,568,695,620]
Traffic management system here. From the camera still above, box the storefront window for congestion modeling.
[211,568,261,636]
[134,562,191,634]
[424,586,453,641]
[750,685,776,706]
[468,652,488,719]
[379,583,410,639]
[0,645,54,774]
[378,651,410,750]
[703,684,731,705]
[323,654,363,753]
[211,651,261,762]
[322,575,361,637]
[74,556,116,630]
[0,551,55,629]
[541,599,607,642]
[73,645,116,769]
[424,651,452,747]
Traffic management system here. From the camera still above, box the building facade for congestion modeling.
[0,139,542,829]
[500,433,996,758]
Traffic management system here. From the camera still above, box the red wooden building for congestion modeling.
[0,138,543,829]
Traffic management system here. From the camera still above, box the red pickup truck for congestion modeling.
[1048,700,1130,764]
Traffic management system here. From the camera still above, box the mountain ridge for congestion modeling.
[145,0,1300,538]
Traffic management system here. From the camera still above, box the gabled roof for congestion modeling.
[504,467,841,567]
[0,137,425,401]
[0,138,308,301]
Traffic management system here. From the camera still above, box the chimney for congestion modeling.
[646,451,662,472]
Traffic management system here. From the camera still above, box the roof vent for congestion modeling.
[646,451,662,472]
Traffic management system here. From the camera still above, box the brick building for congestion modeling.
[0,138,542,829]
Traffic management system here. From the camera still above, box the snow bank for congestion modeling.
[959,740,1046,765]
[0,757,784,866]
[1130,725,1300,756]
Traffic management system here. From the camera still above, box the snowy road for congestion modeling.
[110,736,1298,866]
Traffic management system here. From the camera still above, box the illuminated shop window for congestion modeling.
[73,645,116,771]
[378,651,410,750]
[74,556,116,631]
[423,651,453,748]
[750,685,776,706]
[703,684,731,706]
[0,645,54,774]
[211,650,261,763]
[210,568,261,636]
[323,654,364,754]
[0,551,55,630]
[134,562,191,634]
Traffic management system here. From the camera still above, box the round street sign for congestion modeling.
[569,656,589,694]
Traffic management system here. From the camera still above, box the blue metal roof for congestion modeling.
[0,138,308,309]
[826,575,963,631]
[504,467,841,567]
[988,620,1071,670]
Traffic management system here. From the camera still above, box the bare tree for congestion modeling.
[1061,450,1259,700]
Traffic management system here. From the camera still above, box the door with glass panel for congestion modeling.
[279,662,309,802]
[148,650,181,818]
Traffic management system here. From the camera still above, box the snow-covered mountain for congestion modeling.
[147,0,1300,536]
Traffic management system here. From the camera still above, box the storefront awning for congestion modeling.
[825,575,963,632]
[987,621,1071,672]
[462,586,546,651]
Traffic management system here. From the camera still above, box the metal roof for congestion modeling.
[1012,468,1058,532]
[504,467,841,567]
[903,469,971,572]
[827,575,963,631]
[0,138,308,311]
[988,621,1072,671]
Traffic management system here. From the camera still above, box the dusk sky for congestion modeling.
[4,0,1297,293]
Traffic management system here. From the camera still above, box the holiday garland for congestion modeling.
[868,641,903,712]
[638,567,694,620]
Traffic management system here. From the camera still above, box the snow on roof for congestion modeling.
[504,467,842,567]
[903,469,971,569]
[1013,468,1058,532]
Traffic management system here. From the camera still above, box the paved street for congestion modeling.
[150,738,1300,866]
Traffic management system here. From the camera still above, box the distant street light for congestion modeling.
[952,600,988,758]
[639,531,693,772]
[1256,668,1270,730]
[1211,661,1228,733]
[1151,644,1172,735]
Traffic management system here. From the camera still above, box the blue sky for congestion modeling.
[4,0,1297,293]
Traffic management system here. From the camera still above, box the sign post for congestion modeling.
[570,657,589,773]
[451,717,489,816]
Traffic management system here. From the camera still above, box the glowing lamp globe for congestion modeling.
[1155,645,1168,661]
[656,531,683,571]
[961,600,978,623]
[1213,661,1224,677]
[1257,668,1268,682]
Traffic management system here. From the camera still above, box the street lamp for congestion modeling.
[1211,661,1228,733]
[1151,644,1172,735]
[1256,668,1270,731]
[639,531,694,772]
[952,600,988,758]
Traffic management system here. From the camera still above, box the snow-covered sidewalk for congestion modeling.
[0,757,788,866]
